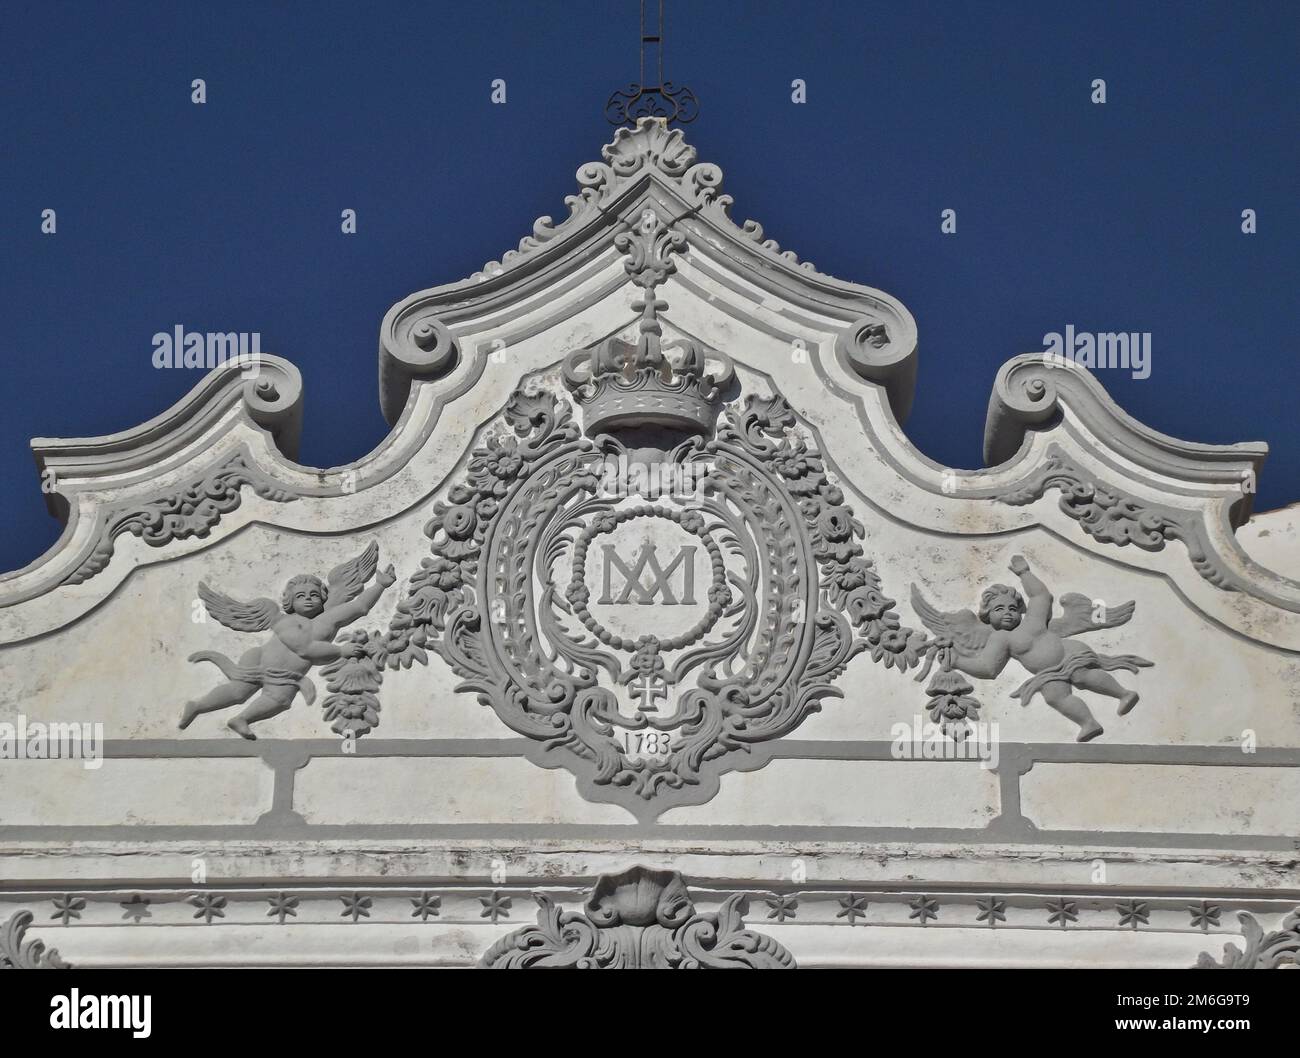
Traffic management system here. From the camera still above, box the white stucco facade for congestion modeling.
[1,119,1297,969]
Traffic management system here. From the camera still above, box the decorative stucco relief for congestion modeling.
[65,451,297,586]
[1196,910,1300,969]
[999,446,1234,590]
[353,213,981,812]
[181,541,396,738]
[911,556,1152,742]
[470,119,819,283]
[0,911,68,969]
[479,866,795,969]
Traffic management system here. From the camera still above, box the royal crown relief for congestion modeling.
[179,210,1155,811]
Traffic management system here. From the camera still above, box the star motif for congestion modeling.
[1189,902,1221,932]
[1046,898,1078,928]
[411,893,441,921]
[765,894,798,922]
[267,893,299,924]
[975,896,1007,926]
[1116,900,1150,929]
[340,893,372,922]
[50,894,85,926]
[119,895,151,922]
[909,895,939,925]
[189,893,227,924]
[836,894,869,925]
[480,892,512,924]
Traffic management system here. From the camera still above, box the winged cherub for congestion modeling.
[180,541,396,739]
[911,555,1152,742]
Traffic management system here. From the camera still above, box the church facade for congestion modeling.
[2,118,1297,968]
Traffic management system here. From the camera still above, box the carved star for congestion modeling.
[909,895,940,925]
[1046,898,1078,928]
[975,896,1007,927]
[267,893,299,924]
[480,892,512,924]
[189,893,227,924]
[119,895,151,922]
[1189,902,1221,932]
[765,894,798,922]
[340,893,372,922]
[1116,900,1150,929]
[411,893,441,921]
[836,894,869,926]
[50,894,86,926]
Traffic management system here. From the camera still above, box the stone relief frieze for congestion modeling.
[8,883,1294,968]
[479,866,795,969]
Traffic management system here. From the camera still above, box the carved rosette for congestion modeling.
[479,867,795,969]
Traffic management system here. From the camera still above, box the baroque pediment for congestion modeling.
[3,117,1299,827]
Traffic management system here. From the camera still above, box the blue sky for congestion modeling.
[2,0,1296,574]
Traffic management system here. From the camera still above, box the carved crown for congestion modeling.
[562,326,733,436]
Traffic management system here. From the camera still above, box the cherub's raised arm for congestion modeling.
[316,566,396,637]
[1009,554,1052,628]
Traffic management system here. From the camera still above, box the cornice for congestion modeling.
[32,356,302,515]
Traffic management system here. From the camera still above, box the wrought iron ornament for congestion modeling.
[605,0,698,126]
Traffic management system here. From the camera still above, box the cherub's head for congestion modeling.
[979,583,1025,630]
[282,574,326,617]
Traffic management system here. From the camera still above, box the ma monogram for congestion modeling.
[600,542,698,606]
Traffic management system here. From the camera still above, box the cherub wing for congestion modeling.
[910,585,992,654]
[1049,592,1136,638]
[324,541,379,608]
[197,582,279,633]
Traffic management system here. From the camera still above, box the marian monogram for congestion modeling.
[599,541,698,606]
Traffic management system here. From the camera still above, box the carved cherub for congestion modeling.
[180,541,396,739]
[911,555,1151,742]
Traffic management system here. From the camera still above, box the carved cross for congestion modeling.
[630,675,667,713]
